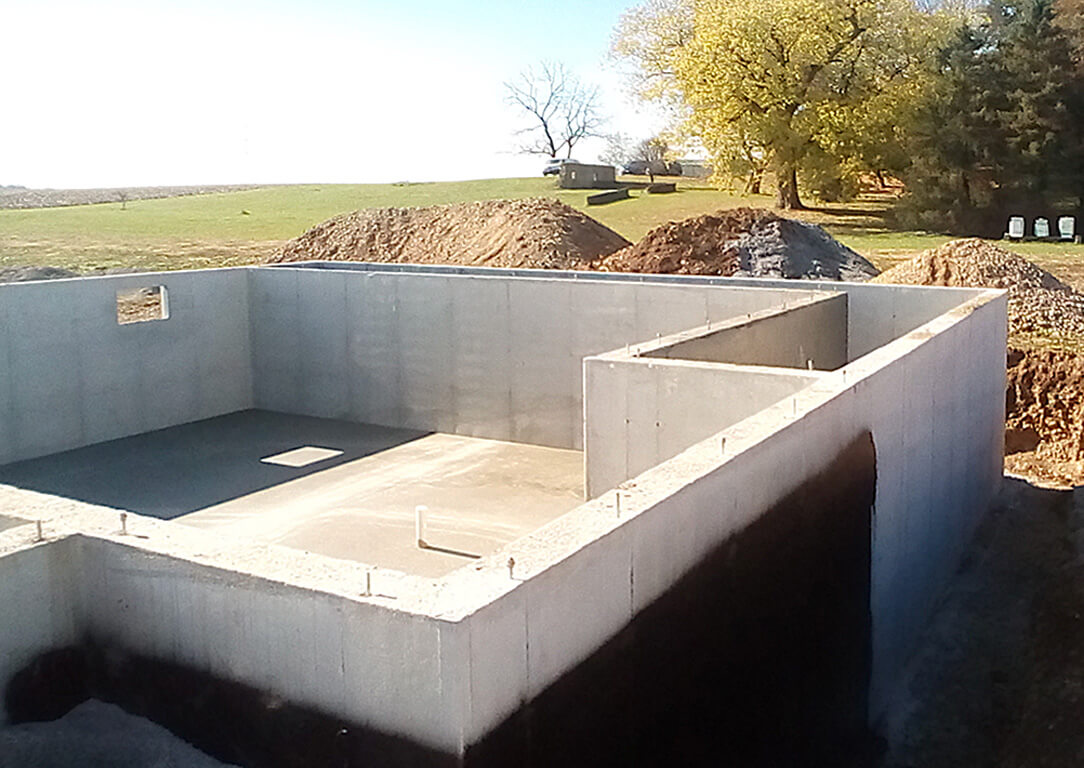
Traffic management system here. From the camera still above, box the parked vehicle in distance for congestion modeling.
[543,158,578,175]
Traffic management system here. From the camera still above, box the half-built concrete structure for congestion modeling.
[0,263,1005,765]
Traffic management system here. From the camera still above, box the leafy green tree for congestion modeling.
[901,0,1084,232]
[615,0,945,209]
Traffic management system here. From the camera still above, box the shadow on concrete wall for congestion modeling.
[0,411,429,519]
[468,431,878,767]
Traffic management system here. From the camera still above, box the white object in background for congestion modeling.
[1034,217,1051,239]
[1059,216,1076,240]
[1007,216,1025,239]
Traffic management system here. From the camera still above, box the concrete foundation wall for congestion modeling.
[280,263,981,365]
[248,268,830,450]
[0,266,1005,759]
[584,360,820,496]
[0,270,253,465]
[643,292,847,369]
[74,537,468,754]
[0,534,81,724]
[461,289,1006,743]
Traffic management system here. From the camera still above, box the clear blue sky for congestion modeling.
[0,0,664,188]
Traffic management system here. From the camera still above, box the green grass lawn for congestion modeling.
[3,177,1083,287]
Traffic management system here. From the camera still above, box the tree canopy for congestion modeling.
[614,0,946,208]
[900,0,1084,232]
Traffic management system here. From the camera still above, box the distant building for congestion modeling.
[559,162,618,189]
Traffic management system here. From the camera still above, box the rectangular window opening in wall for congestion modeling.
[116,286,169,325]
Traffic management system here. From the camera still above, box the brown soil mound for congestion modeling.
[272,199,631,270]
[597,208,768,275]
[1005,347,1084,486]
[596,207,878,280]
[872,239,1084,346]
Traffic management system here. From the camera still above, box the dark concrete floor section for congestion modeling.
[0,410,428,520]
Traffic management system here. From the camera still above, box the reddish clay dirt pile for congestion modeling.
[872,238,1084,346]
[595,207,878,280]
[1005,347,1084,486]
[272,199,631,270]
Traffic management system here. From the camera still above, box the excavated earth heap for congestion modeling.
[872,238,1084,344]
[595,208,879,281]
[1005,347,1084,487]
[875,239,1084,486]
[273,198,631,270]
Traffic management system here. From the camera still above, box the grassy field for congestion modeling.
[3,177,1083,285]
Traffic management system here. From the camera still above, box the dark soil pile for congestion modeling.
[1005,347,1084,486]
[595,208,879,281]
[872,238,1084,346]
[272,198,631,270]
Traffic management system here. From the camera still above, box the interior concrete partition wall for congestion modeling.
[0,270,253,466]
[583,359,821,496]
[247,267,833,450]
[642,292,848,370]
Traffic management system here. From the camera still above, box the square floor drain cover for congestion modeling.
[261,446,345,468]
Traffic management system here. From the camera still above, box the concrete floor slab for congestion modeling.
[0,410,584,577]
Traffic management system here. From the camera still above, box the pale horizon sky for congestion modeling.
[0,0,669,189]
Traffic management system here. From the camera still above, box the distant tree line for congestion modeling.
[612,0,1084,233]
[901,0,1084,234]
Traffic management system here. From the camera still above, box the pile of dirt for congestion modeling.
[272,198,631,270]
[873,240,1084,486]
[0,266,79,283]
[872,238,1084,345]
[595,208,880,281]
[1005,347,1084,486]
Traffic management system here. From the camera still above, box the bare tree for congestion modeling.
[505,61,605,159]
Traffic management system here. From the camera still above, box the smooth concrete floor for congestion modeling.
[0,410,585,577]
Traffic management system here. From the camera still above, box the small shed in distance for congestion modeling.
[559,162,618,189]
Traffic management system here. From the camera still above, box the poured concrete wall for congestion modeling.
[0,533,81,724]
[0,270,253,465]
[0,267,1006,762]
[74,537,468,755]
[584,360,820,495]
[457,289,1006,748]
[643,292,847,370]
[280,263,983,364]
[248,268,831,450]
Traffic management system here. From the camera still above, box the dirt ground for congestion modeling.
[881,476,1084,768]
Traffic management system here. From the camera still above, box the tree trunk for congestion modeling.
[745,169,762,195]
[775,165,803,209]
